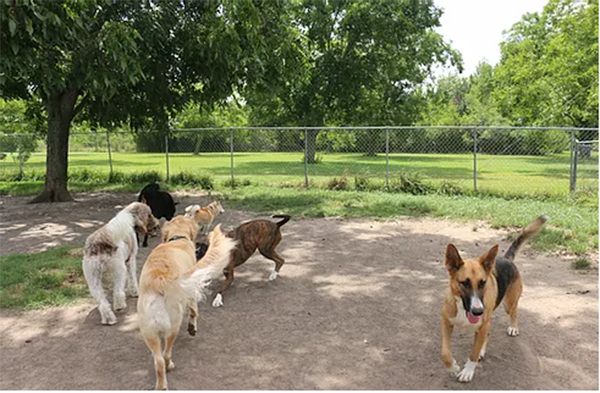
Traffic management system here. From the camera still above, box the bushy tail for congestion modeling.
[504,215,548,262]
[272,214,291,227]
[178,224,237,301]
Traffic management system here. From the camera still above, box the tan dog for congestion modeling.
[82,202,158,325]
[137,217,236,390]
[184,201,224,234]
[205,215,290,308]
[441,215,548,382]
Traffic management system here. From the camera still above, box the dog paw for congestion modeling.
[507,326,519,336]
[457,360,477,382]
[101,313,117,326]
[478,348,486,361]
[268,270,278,281]
[114,301,127,312]
[447,359,460,377]
[212,293,223,308]
[187,323,197,336]
[166,360,175,372]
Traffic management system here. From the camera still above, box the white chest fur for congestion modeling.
[449,296,482,331]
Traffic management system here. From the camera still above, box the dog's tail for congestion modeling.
[272,214,291,227]
[178,224,236,301]
[504,215,548,262]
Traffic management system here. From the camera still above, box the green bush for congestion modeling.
[327,175,349,191]
[223,178,252,188]
[388,172,434,195]
[169,171,213,189]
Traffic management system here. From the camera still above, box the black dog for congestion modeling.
[137,182,178,247]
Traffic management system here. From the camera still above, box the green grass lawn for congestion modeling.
[0,246,89,309]
[221,186,599,255]
[1,150,598,197]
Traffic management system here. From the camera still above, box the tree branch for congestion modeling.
[71,93,89,120]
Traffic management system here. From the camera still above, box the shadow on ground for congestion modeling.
[0,192,597,390]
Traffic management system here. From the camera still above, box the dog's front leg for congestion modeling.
[457,322,490,383]
[441,317,459,376]
[127,237,139,297]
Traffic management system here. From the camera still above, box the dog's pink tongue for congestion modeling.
[466,312,481,324]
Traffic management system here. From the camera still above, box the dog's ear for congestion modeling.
[445,244,463,275]
[479,244,498,275]
[130,203,149,234]
[141,196,148,205]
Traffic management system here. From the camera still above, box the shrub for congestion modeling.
[169,171,213,190]
[327,175,349,191]
[223,178,252,188]
[388,172,433,195]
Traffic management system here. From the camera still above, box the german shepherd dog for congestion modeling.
[441,215,548,382]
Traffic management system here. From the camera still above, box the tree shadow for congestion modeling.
[0,213,596,390]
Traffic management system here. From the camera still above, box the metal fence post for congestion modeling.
[304,129,309,188]
[165,134,170,182]
[385,128,390,189]
[18,140,23,178]
[230,129,235,188]
[572,140,579,193]
[473,127,478,192]
[569,130,576,192]
[106,131,113,177]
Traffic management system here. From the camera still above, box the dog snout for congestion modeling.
[470,295,484,315]
[470,306,484,316]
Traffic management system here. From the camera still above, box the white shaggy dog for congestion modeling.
[82,202,158,325]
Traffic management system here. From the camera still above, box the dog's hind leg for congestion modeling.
[504,276,523,336]
[212,266,234,308]
[187,298,198,336]
[83,257,116,325]
[163,330,179,373]
[143,335,168,390]
[112,256,128,312]
[260,234,285,281]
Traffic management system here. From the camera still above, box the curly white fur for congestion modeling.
[82,202,150,325]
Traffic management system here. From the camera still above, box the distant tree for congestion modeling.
[494,0,598,141]
[1,0,271,201]
[244,0,462,161]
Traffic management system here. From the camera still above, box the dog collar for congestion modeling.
[167,236,188,242]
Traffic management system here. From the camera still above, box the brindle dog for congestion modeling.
[197,215,291,308]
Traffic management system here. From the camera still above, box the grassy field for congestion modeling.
[0,246,88,309]
[1,150,598,197]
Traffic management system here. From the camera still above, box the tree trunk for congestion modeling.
[30,89,79,203]
[305,129,318,164]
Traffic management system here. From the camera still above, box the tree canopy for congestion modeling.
[1,0,271,201]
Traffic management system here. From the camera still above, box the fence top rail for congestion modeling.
[576,139,600,143]
[1,125,599,138]
[170,125,599,132]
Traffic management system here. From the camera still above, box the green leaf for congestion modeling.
[9,19,16,36]
[10,40,19,55]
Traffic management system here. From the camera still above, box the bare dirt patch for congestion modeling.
[0,192,597,390]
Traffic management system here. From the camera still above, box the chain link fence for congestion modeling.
[1,126,597,197]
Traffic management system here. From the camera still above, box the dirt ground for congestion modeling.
[0,192,597,390]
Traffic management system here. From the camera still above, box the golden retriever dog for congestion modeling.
[137,216,236,390]
[184,201,224,234]
[82,202,159,325]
